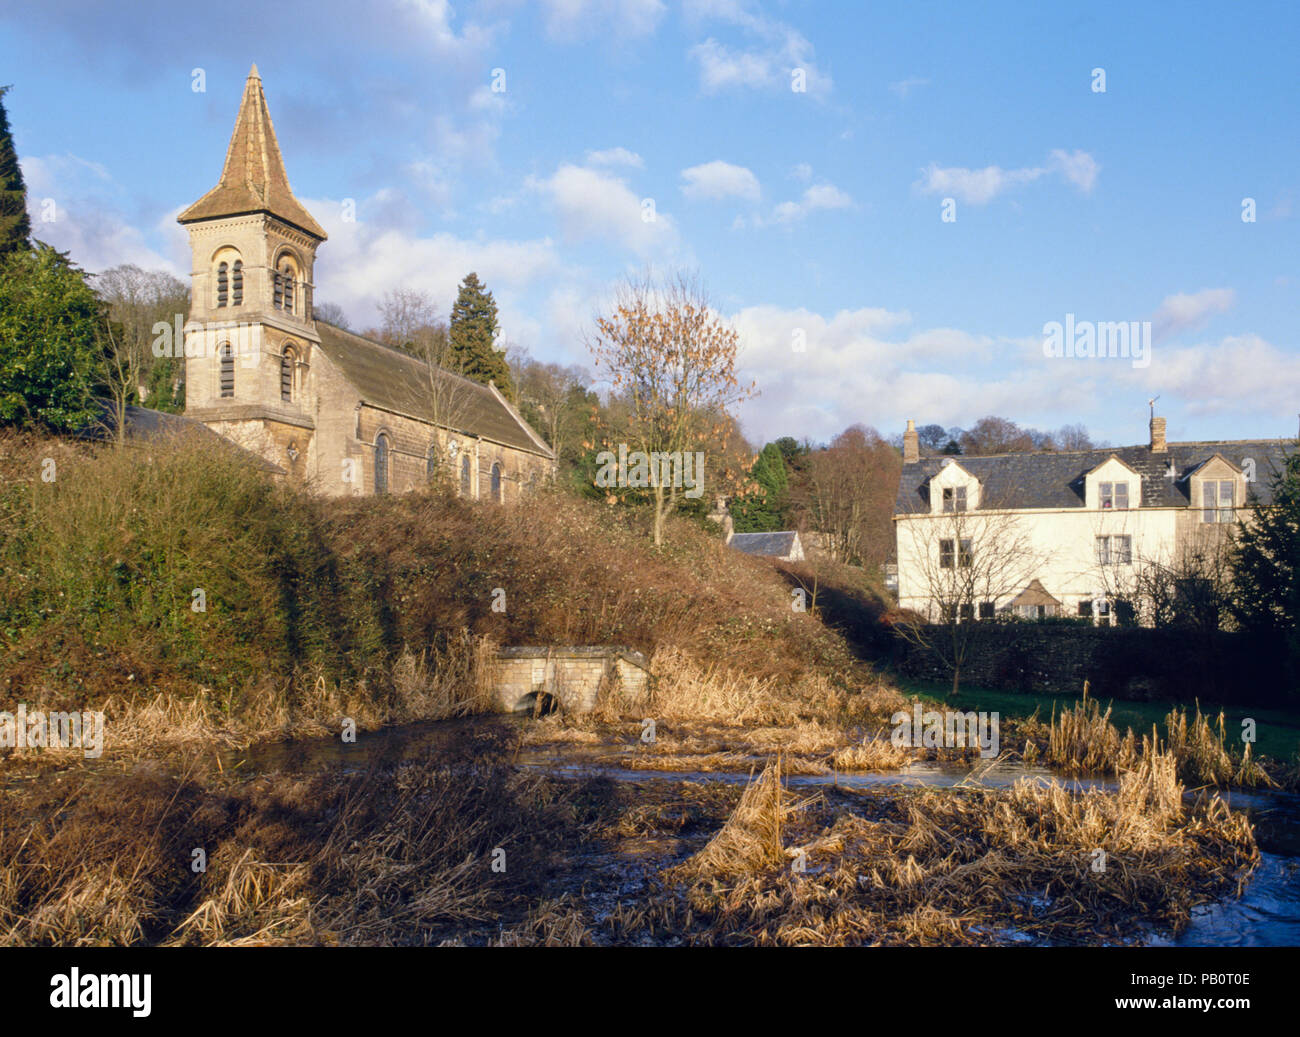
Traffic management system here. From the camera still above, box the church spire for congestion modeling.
[178,64,326,240]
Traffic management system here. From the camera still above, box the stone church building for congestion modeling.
[176,65,554,499]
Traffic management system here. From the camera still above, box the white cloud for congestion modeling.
[1146,334,1300,417]
[535,0,666,40]
[301,192,564,328]
[1152,288,1236,340]
[916,149,1100,205]
[680,160,761,202]
[20,154,177,274]
[691,39,774,92]
[1048,148,1099,194]
[529,164,679,257]
[889,76,929,99]
[685,1,832,97]
[915,163,1045,205]
[585,147,644,168]
[766,182,853,224]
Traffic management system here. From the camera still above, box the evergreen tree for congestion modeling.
[0,85,32,256]
[449,272,514,399]
[0,243,103,431]
[1232,447,1300,687]
[732,442,789,533]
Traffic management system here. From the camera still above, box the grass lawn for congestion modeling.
[897,677,1300,765]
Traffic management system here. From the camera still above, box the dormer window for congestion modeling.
[942,486,967,513]
[1100,481,1129,510]
[1202,480,1235,523]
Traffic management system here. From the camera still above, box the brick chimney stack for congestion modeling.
[1149,415,1167,453]
[903,419,919,464]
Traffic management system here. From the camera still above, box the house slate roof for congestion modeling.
[78,400,286,474]
[895,439,1293,515]
[314,321,554,458]
[728,531,801,557]
[177,65,328,240]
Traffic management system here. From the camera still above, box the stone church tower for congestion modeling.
[177,65,556,498]
[177,64,326,481]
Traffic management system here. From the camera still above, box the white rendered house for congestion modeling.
[893,415,1291,626]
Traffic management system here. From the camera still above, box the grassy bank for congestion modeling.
[0,429,903,755]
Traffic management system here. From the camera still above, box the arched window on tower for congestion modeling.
[460,454,472,497]
[281,346,295,402]
[374,434,390,495]
[231,261,243,306]
[273,269,284,310]
[282,264,295,314]
[491,462,503,503]
[217,262,229,308]
[219,342,235,398]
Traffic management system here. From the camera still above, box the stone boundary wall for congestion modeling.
[491,646,651,714]
[892,624,1293,706]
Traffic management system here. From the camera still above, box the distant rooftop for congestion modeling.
[728,530,802,558]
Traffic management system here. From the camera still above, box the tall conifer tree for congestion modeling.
[0,86,32,256]
[449,272,514,399]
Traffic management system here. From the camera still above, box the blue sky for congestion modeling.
[2,0,1297,448]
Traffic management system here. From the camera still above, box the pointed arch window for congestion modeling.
[461,454,472,497]
[219,342,235,398]
[491,462,503,503]
[231,261,243,306]
[217,262,229,307]
[374,434,390,495]
[281,346,296,402]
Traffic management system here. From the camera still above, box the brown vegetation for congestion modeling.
[641,756,1257,945]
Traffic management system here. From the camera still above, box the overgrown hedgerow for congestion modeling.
[0,429,886,746]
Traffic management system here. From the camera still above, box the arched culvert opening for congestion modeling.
[514,691,559,717]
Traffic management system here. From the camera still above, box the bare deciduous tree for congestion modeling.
[93,264,190,440]
[508,351,591,465]
[586,271,756,546]
[376,288,477,490]
[795,424,899,568]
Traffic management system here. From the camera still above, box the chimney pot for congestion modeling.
[903,418,920,464]
[1149,416,1167,453]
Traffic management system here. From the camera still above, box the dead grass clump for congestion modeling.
[1037,686,1274,790]
[0,744,605,947]
[647,646,793,725]
[667,759,793,882]
[1046,688,1138,775]
[650,748,1257,946]
[830,736,916,773]
[1164,705,1273,789]
[492,897,593,946]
